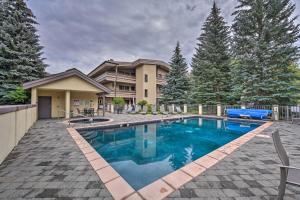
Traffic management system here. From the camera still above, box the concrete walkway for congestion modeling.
[0,115,299,199]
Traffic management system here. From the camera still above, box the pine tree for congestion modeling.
[191,2,231,105]
[161,42,190,105]
[0,0,46,103]
[232,0,300,105]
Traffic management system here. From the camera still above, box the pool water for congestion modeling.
[79,117,260,190]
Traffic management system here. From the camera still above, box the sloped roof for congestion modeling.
[23,68,111,93]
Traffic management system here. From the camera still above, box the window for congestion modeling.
[131,86,135,91]
[119,85,130,91]
[144,74,148,82]
[144,89,148,97]
[158,74,162,79]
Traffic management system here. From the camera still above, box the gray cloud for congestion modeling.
[27,0,300,74]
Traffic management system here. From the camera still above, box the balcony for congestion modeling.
[106,90,136,98]
[156,76,166,85]
[95,72,136,84]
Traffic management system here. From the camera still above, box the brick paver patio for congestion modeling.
[0,114,299,199]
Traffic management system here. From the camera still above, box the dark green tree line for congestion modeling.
[231,0,300,104]
[161,42,190,105]
[0,0,46,104]
[190,2,232,104]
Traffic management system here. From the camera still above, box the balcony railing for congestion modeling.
[156,76,166,85]
[95,72,136,84]
[95,71,167,85]
[106,90,136,98]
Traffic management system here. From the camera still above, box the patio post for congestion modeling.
[198,104,203,115]
[217,104,222,117]
[102,94,106,117]
[65,90,70,119]
[272,105,279,121]
[31,88,37,105]
[183,104,187,113]
[111,104,114,113]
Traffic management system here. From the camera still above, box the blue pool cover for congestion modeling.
[79,117,261,190]
[226,109,272,120]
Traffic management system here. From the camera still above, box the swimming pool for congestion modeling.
[79,117,260,190]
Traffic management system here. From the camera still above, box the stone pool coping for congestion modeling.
[66,117,273,200]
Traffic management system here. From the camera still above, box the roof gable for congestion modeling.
[23,68,111,93]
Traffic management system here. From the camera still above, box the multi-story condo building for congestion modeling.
[88,59,169,105]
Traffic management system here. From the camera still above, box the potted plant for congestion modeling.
[137,100,148,110]
[112,97,125,114]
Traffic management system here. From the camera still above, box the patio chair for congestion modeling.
[151,105,158,115]
[160,105,168,115]
[140,106,147,115]
[272,129,300,200]
[168,105,177,114]
[88,108,95,117]
[130,105,140,114]
[125,105,133,114]
[83,108,88,116]
[176,106,182,114]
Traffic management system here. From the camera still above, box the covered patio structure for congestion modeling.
[23,68,111,119]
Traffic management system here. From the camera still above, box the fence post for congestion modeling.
[183,104,187,113]
[272,105,279,121]
[111,104,114,113]
[172,104,175,113]
[198,104,203,115]
[217,104,222,117]
[241,104,246,109]
[286,106,289,120]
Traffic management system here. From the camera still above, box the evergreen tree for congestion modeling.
[0,0,46,103]
[191,2,231,104]
[232,0,300,105]
[161,42,190,104]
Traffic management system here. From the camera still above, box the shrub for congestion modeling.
[147,104,152,113]
[5,86,28,104]
[137,100,147,107]
[112,97,125,106]
[112,97,125,114]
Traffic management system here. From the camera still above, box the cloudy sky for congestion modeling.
[27,0,300,74]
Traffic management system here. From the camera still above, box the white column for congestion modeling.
[65,90,70,119]
[272,105,279,121]
[172,104,175,113]
[217,104,222,117]
[31,88,37,105]
[111,104,114,113]
[183,104,187,113]
[198,104,203,115]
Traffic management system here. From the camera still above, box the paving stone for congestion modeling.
[0,117,300,199]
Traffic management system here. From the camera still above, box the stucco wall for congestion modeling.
[135,64,157,105]
[0,105,37,164]
[70,92,98,115]
[135,65,144,103]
